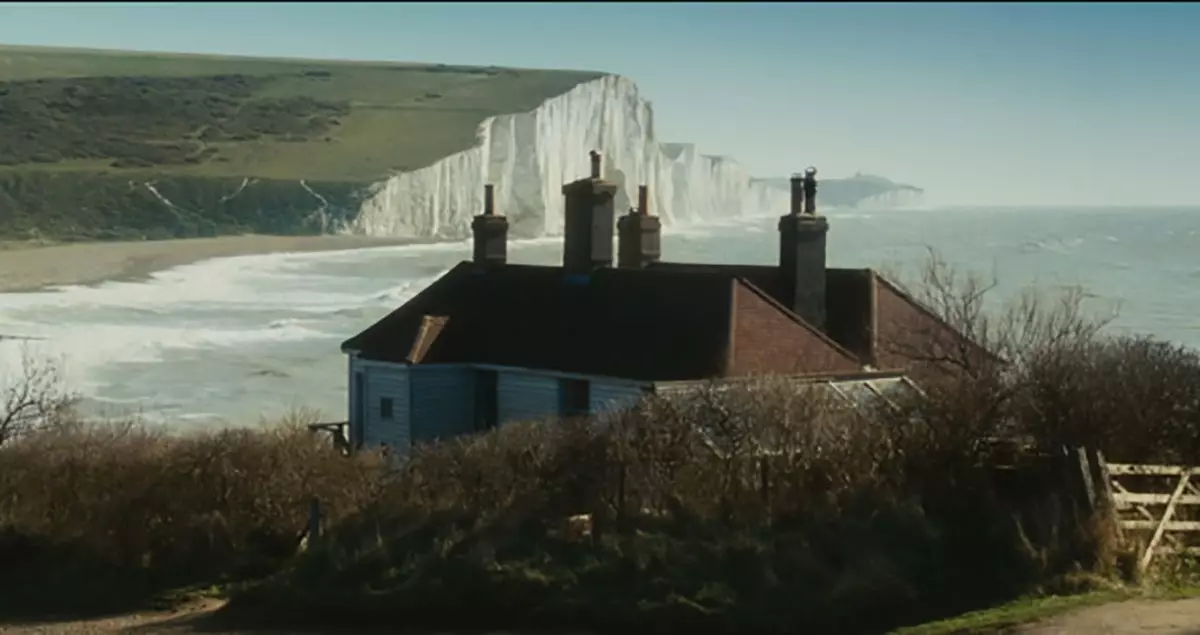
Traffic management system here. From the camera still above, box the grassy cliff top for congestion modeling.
[0,45,605,182]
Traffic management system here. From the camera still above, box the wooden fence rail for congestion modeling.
[1104,460,1200,572]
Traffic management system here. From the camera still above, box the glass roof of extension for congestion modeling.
[656,374,929,458]
[822,375,926,412]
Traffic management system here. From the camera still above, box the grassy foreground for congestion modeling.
[896,591,1132,634]
[896,585,1200,635]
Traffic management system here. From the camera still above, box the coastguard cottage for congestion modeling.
[340,151,986,453]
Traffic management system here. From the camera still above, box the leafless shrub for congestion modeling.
[877,249,1131,449]
[276,378,1041,634]
[604,378,905,525]
[0,407,383,588]
[880,248,1115,381]
[1016,335,1200,462]
[894,251,1199,463]
[0,346,79,446]
[352,377,927,541]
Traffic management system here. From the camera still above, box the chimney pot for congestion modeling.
[471,183,507,268]
[804,166,819,216]
[617,183,661,268]
[790,173,805,216]
[589,150,602,179]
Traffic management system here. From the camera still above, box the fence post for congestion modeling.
[1088,449,1123,541]
[308,496,323,545]
[1071,446,1098,516]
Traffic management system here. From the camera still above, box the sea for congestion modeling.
[0,206,1196,430]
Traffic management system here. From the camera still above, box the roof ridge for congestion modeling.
[340,260,470,353]
[652,261,774,271]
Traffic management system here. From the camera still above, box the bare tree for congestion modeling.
[0,345,79,446]
[881,247,1117,378]
[871,248,1122,453]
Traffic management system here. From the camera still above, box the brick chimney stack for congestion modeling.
[617,184,662,268]
[471,183,508,268]
[562,149,617,274]
[778,167,829,329]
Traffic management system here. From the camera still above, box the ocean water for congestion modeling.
[0,206,1196,429]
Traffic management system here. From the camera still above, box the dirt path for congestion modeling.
[0,598,345,635]
[0,598,230,634]
[1014,596,1200,635]
[0,598,514,635]
[6,595,1200,634]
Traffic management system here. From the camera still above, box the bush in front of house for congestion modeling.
[219,378,1089,634]
[0,408,383,617]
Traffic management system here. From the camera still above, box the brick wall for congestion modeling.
[825,268,874,361]
[728,281,861,376]
[873,276,995,375]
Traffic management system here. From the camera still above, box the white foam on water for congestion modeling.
[0,254,356,315]
[0,246,453,399]
[369,267,456,304]
[0,319,337,394]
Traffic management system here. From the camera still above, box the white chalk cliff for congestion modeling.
[349,75,789,240]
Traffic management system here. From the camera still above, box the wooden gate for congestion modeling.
[1104,461,1200,573]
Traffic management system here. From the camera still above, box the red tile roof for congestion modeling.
[341,261,876,382]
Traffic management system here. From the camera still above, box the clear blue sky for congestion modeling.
[2,2,1198,206]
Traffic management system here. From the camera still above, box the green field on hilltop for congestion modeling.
[0,45,603,241]
[0,45,603,182]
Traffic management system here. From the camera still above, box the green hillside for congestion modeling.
[0,45,603,241]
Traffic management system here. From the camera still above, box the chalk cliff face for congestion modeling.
[351,75,788,240]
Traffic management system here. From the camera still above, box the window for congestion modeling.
[380,397,394,419]
[475,370,499,431]
[560,379,590,417]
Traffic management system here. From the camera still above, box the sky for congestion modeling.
[1,2,1198,206]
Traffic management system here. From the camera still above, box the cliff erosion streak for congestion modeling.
[352,75,787,240]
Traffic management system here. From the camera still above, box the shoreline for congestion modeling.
[0,234,421,294]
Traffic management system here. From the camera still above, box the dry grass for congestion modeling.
[0,409,384,617]
[230,378,1132,634]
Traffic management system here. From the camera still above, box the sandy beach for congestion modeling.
[0,235,417,293]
